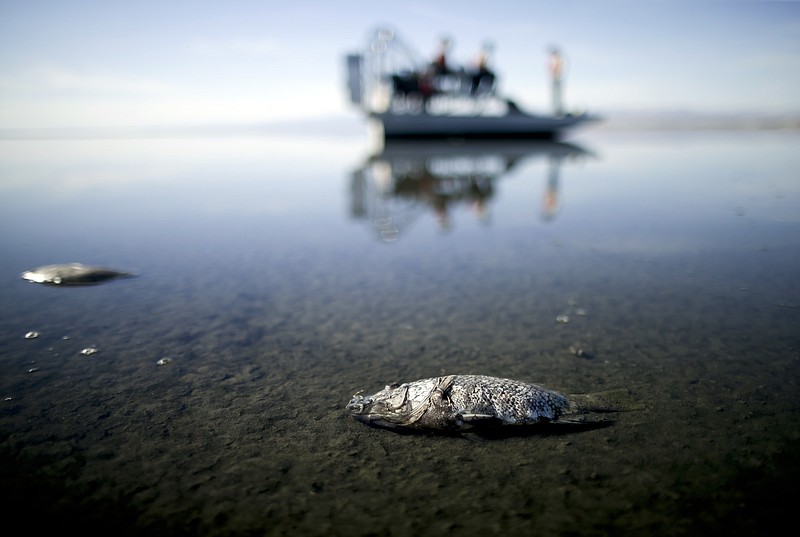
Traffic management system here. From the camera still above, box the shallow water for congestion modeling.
[1,130,799,536]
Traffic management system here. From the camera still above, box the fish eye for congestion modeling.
[386,382,401,389]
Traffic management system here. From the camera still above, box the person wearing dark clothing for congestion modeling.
[470,41,496,95]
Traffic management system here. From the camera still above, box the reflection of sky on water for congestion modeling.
[0,131,798,283]
[541,134,796,251]
[0,137,360,212]
[0,137,361,272]
[349,132,799,257]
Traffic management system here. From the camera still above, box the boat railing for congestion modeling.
[348,27,501,115]
[386,69,497,113]
[386,71,497,98]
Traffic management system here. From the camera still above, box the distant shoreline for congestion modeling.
[596,111,800,132]
[1,112,798,140]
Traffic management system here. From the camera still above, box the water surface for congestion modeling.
[1,130,799,536]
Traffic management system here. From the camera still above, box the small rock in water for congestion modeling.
[27,368,39,373]
[556,314,570,324]
[80,347,98,356]
[156,358,172,366]
[569,345,595,359]
[24,331,40,339]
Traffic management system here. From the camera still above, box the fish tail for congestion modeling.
[567,388,644,414]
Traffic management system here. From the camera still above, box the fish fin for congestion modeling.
[553,416,590,425]
[567,388,645,414]
[552,416,615,426]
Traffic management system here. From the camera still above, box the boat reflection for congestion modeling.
[349,140,593,242]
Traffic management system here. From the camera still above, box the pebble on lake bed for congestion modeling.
[556,314,570,323]
[80,347,98,356]
[24,331,40,339]
[569,345,595,359]
[156,358,172,366]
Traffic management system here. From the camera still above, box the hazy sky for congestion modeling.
[1,0,798,128]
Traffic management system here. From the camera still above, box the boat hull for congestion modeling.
[374,111,597,140]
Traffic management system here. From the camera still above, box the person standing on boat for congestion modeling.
[470,41,496,95]
[548,46,566,116]
[432,36,453,75]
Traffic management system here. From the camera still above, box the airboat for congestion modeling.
[345,28,599,140]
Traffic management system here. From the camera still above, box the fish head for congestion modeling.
[346,383,415,429]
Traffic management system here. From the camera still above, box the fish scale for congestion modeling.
[447,375,570,423]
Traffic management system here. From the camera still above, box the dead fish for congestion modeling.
[21,263,136,286]
[346,374,640,435]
